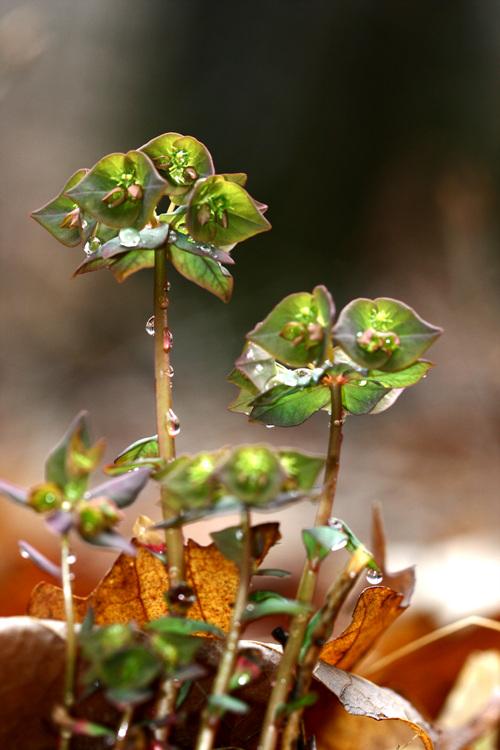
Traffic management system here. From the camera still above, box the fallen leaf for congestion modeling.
[319,585,406,670]
[28,522,280,631]
[308,660,437,750]
[364,616,500,719]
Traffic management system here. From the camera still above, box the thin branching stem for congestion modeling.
[281,547,372,749]
[257,384,344,750]
[195,509,252,750]
[59,532,76,750]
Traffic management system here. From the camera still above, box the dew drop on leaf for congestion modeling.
[328,518,344,531]
[366,568,383,585]
[166,408,180,437]
[118,227,141,248]
[145,315,155,336]
[167,230,177,244]
[265,424,275,429]
[84,237,101,256]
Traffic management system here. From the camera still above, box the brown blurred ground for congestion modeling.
[0,1,499,621]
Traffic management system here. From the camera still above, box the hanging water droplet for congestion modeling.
[20,548,30,560]
[265,424,275,429]
[166,408,180,437]
[330,536,348,552]
[166,281,171,291]
[167,365,174,377]
[119,227,141,248]
[199,244,211,255]
[329,518,344,531]
[333,418,345,427]
[145,315,155,336]
[235,529,244,540]
[67,554,77,565]
[366,568,383,585]
[84,237,101,256]
[163,328,173,352]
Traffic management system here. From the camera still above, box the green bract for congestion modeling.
[32,169,90,246]
[66,151,167,230]
[140,132,214,201]
[333,297,443,372]
[186,175,270,245]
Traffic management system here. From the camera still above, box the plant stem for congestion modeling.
[59,532,76,750]
[154,243,185,589]
[281,547,372,750]
[257,384,344,750]
[114,705,134,749]
[194,510,252,750]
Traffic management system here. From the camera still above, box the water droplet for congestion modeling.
[235,529,244,540]
[330,536,348,552]
[163,328,173,352]
[81,218,88,230]
[366,568,383,585]
[167,365,174,377]
[333,418,345,427]
[199,244,211,255]
[84,237,101,256]
[67,554,77,565]
[219,264,231,277]
[166,583,196,611]
[119,227,141,248]
[166,408,180,437]
[166,281,171,291]
[295,368,312,386]
[265,424,275,429]
[255,364,264,373]
[359,379,367,387]
[167,230,178,244]
[145,315,155,336]
[20,548,29,560]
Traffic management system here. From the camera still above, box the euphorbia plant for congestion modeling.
[0,132,443,750]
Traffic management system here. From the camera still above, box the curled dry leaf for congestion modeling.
[308,661,437,750]
[28,521,281,630]
[319,585,406,670]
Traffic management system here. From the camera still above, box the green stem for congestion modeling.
[59,532,76,750]
[114,705,134,749]
[257,384,344,750]
[154,243,185,588]
[194,510,252,750]
[281,547,371,750]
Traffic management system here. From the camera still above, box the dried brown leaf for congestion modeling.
[320,585,406,670]
[309,661,437,750]
[28,523,280,631]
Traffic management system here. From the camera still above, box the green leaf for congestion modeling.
[247,290,326,367]
[100,225,170,260]
[278,450,324,490]
[313,285,336,329]
[186,175,271,245]
[218,446,284,505]
[227,369,259,415]
[45,411,90,489]
[342,379,390,415]
[243,593,311,621]
[279,692,318,714]
[211,522,280,567]
[169,245,233,302]
[334,298,442,372]
[208,694,249,716]
[114,435,159,465]
[73,252,112,277]
[100,646,160,691]
[147,617,224,638]
[221,172,247,186]
[302,526,348,563]
[250,384,330,427]
[32,169,89,246]
[234,342,278,391]
[66,151,167,229]
[140,132,214,200]
[110,249,155,282]
[367,360,433,387]
[171,230,235,265]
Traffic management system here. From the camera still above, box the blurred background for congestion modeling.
[0,0,499,623]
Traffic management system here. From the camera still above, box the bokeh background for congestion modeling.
[0,0,499,622]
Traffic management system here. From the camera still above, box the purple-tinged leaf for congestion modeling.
[0,478,28,506]
[86,467,150,508]
[18,541,61,579]
[45,510,75,536]
[84,531,136,556]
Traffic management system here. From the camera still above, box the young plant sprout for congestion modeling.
[0,132,442,749]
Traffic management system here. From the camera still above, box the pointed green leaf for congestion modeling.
[171,230,234,265]
[313,285,336,329]
[254,568,291,578]
[100,646,161,691]
[147,617,224,638]
[164,451,222,509]
[221,172,247,186]
[334,298,442,372]
[45,411,90,489]
[140,132,214,200]
[243,593,311,621]
[73,252,112,277]
[302,526,348,563]
[278,450,324,490]
[248,291,326,367]
[250,384,330,427]
[66,151,167,229]
[169,245,233,302]
[211,522,280,567]
[186,175,270,245]
[227,369,259,415]
[208,694,249,716]
[114,435,159,465]
[86,468,150,508]
[32,169,89,246]
[368,360,433,387]
[342,380,389,415]
[110,248,155,282]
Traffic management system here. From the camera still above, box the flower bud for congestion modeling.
[29,483,63,513]
[101,186,126,209]
[127,183,143,201]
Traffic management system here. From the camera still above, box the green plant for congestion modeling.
[0,132,442,749]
